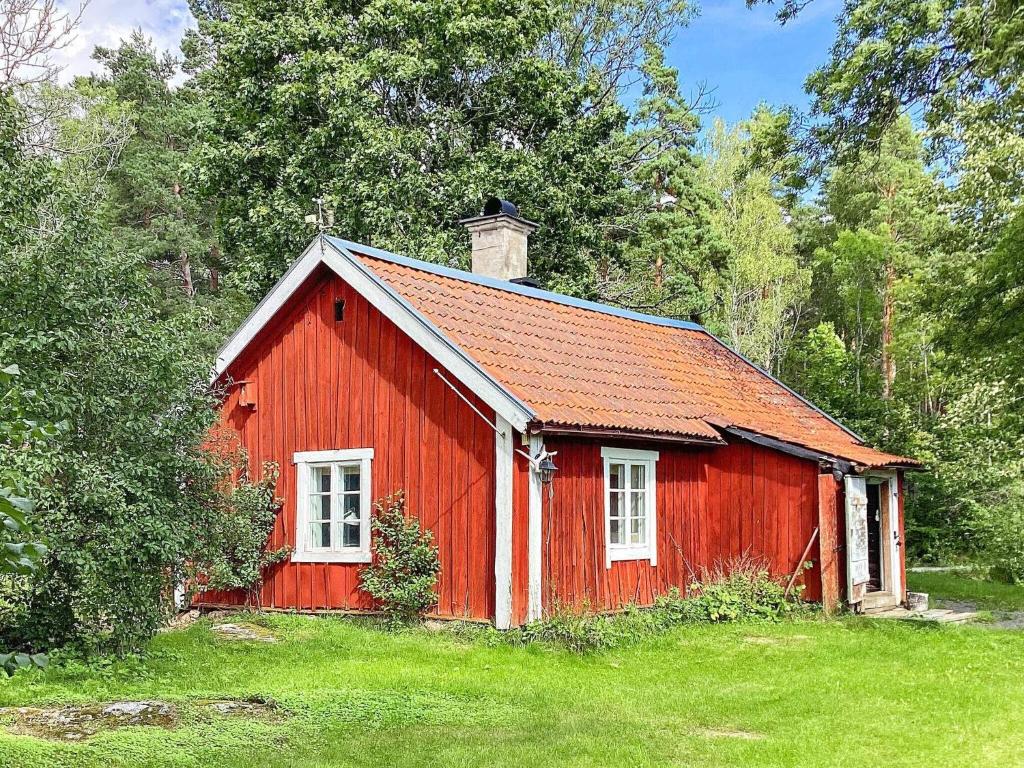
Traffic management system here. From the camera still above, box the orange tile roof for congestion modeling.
[347,244,917,469]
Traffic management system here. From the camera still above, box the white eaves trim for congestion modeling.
[211,236,534,434]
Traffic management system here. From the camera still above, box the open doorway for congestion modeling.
[845,473,901,610]
[865,482,885,592]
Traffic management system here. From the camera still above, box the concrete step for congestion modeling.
[863,606,979,624]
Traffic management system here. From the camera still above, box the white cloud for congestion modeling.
[53,0,195,82]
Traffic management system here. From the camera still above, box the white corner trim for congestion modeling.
[600,447,660,462]
[602,448,659,569]
[293,448,374,464]
[494,415,514,629]
[293,448,373,564]
[527,434,543,622]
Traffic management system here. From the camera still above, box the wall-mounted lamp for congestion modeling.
[516,445,558,486]
[538,455,558,485]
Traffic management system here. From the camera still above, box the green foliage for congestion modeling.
[199,460,290,600]
[511,557,802,652]
[360,492,441,623]
[185,0,706,300]
[0,84,225,656]
[701,117,809,371]
[678,556,803,623]
[85,32,223,308]
[0,364,59,675]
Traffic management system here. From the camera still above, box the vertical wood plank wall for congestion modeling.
[817,473,843,613]
[199,266,497,620]
[537,437,824,613]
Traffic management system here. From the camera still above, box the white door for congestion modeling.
[844,476,870,604]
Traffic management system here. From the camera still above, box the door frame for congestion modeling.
[846,470,902,610]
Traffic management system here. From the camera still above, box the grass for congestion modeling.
[907,570,1024,611]
[0,614,1022,767]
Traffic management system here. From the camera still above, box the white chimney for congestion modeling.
[460,198,538,282]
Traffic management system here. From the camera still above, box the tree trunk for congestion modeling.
[880,257,896,399]
[180,251,195,298]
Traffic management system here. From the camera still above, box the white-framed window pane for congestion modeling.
[610,517,622,545]
[342,493,360,521]
[609,463,625,490]
[630,463,646,491]
[313,466,331,493]
[342,465,360,492]
[341,521,360,548]
[630,515,645,545]
[310,493,331,522]
[610,489,625,516]
[309,521,331,548]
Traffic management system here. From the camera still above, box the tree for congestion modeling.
[0,0,83,86]
[83,32,224,307]
[0,364,58,674]
[815,119,947,400]
[185,0,702,300]
[700,117,809,372]
[604,43,726,321]
[0,77,225,654]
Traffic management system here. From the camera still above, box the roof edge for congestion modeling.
[212,236,535,433]
[702,334,868,445]
[326,235,706,333]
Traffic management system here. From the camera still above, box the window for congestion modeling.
[602,447,658,567]
[293,448,373,562]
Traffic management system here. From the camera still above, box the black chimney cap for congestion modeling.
[483,197,520,218]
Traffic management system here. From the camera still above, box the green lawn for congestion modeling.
[0,615,1022,768]
[907,570,1024,611]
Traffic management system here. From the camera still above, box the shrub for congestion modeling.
[508,555,802,653]
[199,459,291,602]
[680,555,801,622]
[360,492,440,624]
[985,504,1024,584]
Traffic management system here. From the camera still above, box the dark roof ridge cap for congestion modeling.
[325,235,706,334]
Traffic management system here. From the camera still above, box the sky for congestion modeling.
[53,0,841,126]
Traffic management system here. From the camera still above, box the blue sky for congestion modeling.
[56,0,840,128]
[670,0,842,125]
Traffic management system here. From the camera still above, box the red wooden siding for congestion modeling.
[535,437,823,613]
[200,266,497,620]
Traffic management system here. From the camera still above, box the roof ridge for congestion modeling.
[325,235,707,333]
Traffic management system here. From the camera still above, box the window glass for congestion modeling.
[303,460,366,554]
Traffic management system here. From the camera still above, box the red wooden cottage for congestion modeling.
[202,200,919,627]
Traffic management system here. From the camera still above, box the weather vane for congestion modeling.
[304,196,335,232]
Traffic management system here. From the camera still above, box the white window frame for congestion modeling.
[602,447,659,568]
[292,448,374,563]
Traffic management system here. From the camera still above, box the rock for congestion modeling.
[0,701,177,741]
[211,622,277,642]
[162,609,201,631]
[198,698,282,720]
[906,592,929,612]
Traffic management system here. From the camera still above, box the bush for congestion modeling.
[360,492,440,624]
[985,505,1024,584]
[679,555,801,622]
[198,458,291,602]
[508,556,803,653]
